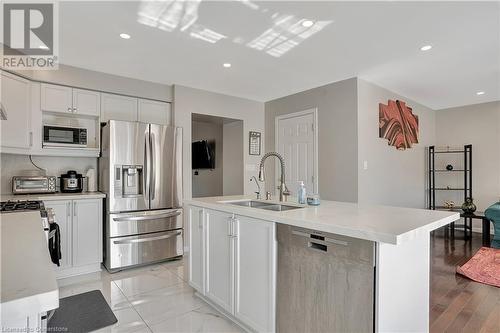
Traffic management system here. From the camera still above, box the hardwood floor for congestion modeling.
[430,228,499,333]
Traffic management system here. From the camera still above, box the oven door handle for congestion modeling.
[112,211,181,222]
[113,231,181,245]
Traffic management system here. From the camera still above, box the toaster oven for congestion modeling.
[12,176,57,194]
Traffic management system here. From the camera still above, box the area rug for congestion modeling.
[48,290,118,332]
[456,247,500,288]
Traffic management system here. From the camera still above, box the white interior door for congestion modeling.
[276,109,318,195]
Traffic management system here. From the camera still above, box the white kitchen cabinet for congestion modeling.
[72,199,102,267]
[205,209,234,314]
[138,99,171,125]
[101,93,137,122]
[41,83,100,117]
[189,206,277,332]
[43,198,102,278]
[0,71,32,149]
[43,200,72,270]
[72,88,100,116]
[188,206,205,294]
[234,215,276,333]
[41,83,72,114]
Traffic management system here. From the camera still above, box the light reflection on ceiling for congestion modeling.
[247,15,332,57]
[138,0,202,32]
[137,0,331,57]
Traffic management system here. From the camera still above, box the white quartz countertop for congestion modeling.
[0,211,59,319]
[185,196,460,245]
[1,191,106,202]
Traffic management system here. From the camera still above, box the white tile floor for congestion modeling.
[57,259,244,333]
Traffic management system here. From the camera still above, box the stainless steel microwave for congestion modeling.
[43,125,87,148]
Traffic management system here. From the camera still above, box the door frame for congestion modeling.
[275,108,319,194]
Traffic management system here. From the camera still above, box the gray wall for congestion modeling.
[264,78,358,202]
[357,79,436,208]
[223,120,244,195]
[191,121,223,198]
[435,101,500,213]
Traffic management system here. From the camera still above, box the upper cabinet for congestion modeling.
[138,99,171,125]
[1,71,32,149]
[41,83,100,117]
[101,93,137,122]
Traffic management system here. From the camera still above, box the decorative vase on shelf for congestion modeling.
[461,198,477,214]
[446,164,453,171]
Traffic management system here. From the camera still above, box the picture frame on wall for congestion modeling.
[249,131,261,155]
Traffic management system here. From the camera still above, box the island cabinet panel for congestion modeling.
[205,209,234,313]
[188,206,277,333]
[188,206,205,294]
[234,215,276,333]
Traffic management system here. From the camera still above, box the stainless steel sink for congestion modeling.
[227,200,303,211]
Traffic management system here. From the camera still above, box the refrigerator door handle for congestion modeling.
[144,128,150,202]
[150,131,156,200]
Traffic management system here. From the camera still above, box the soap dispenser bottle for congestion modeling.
[297,181,306,204]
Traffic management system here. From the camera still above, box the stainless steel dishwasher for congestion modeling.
[277,224,376,333]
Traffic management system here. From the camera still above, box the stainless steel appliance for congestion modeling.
[12,175,57,194]
[43,125,87,148]
[99,120,183,271]
[59,170,84,193]
[277,224,375,333]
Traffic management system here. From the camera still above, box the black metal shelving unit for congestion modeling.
[428,145,473,239]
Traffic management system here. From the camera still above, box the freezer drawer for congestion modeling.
[108,209,182,237]
[105,229,183,271]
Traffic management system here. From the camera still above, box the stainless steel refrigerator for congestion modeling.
[99,120,183,272]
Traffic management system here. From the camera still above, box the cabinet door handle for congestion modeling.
[198,210,203,229]
[29,132,33,147]
[67,202,71,218]
[231,219,238,238]
[73,201,77,217]
[227,217,233,237]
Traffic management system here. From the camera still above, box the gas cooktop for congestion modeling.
[0,200,45,213]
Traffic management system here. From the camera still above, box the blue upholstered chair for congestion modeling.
[485,202,500,248]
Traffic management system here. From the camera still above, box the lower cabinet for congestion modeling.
[44,198,102,278]
[187,206,276,332]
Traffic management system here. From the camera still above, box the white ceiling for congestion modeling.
[59,1,499,109]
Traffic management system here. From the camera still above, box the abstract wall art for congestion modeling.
[379,99,419,150]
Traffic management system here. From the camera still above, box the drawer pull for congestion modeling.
[113,231,181,244]
[113,211,181,222]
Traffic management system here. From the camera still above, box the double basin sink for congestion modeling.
[227,200,303,212]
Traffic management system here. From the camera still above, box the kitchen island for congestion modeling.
[185,195,460,333]
[0,211,59,331]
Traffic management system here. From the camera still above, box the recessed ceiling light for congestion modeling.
[302,20,314,28]
[476,91,485,95]
[223,63,231,68]
[420,45,432,51]
[120,33,131,39]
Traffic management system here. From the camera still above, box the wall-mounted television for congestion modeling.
[192,140,215,169]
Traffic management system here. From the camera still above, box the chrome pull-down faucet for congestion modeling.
[250,176,261,199]
[258,152,290,202]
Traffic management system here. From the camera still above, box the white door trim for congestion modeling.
[275,108,319,194]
